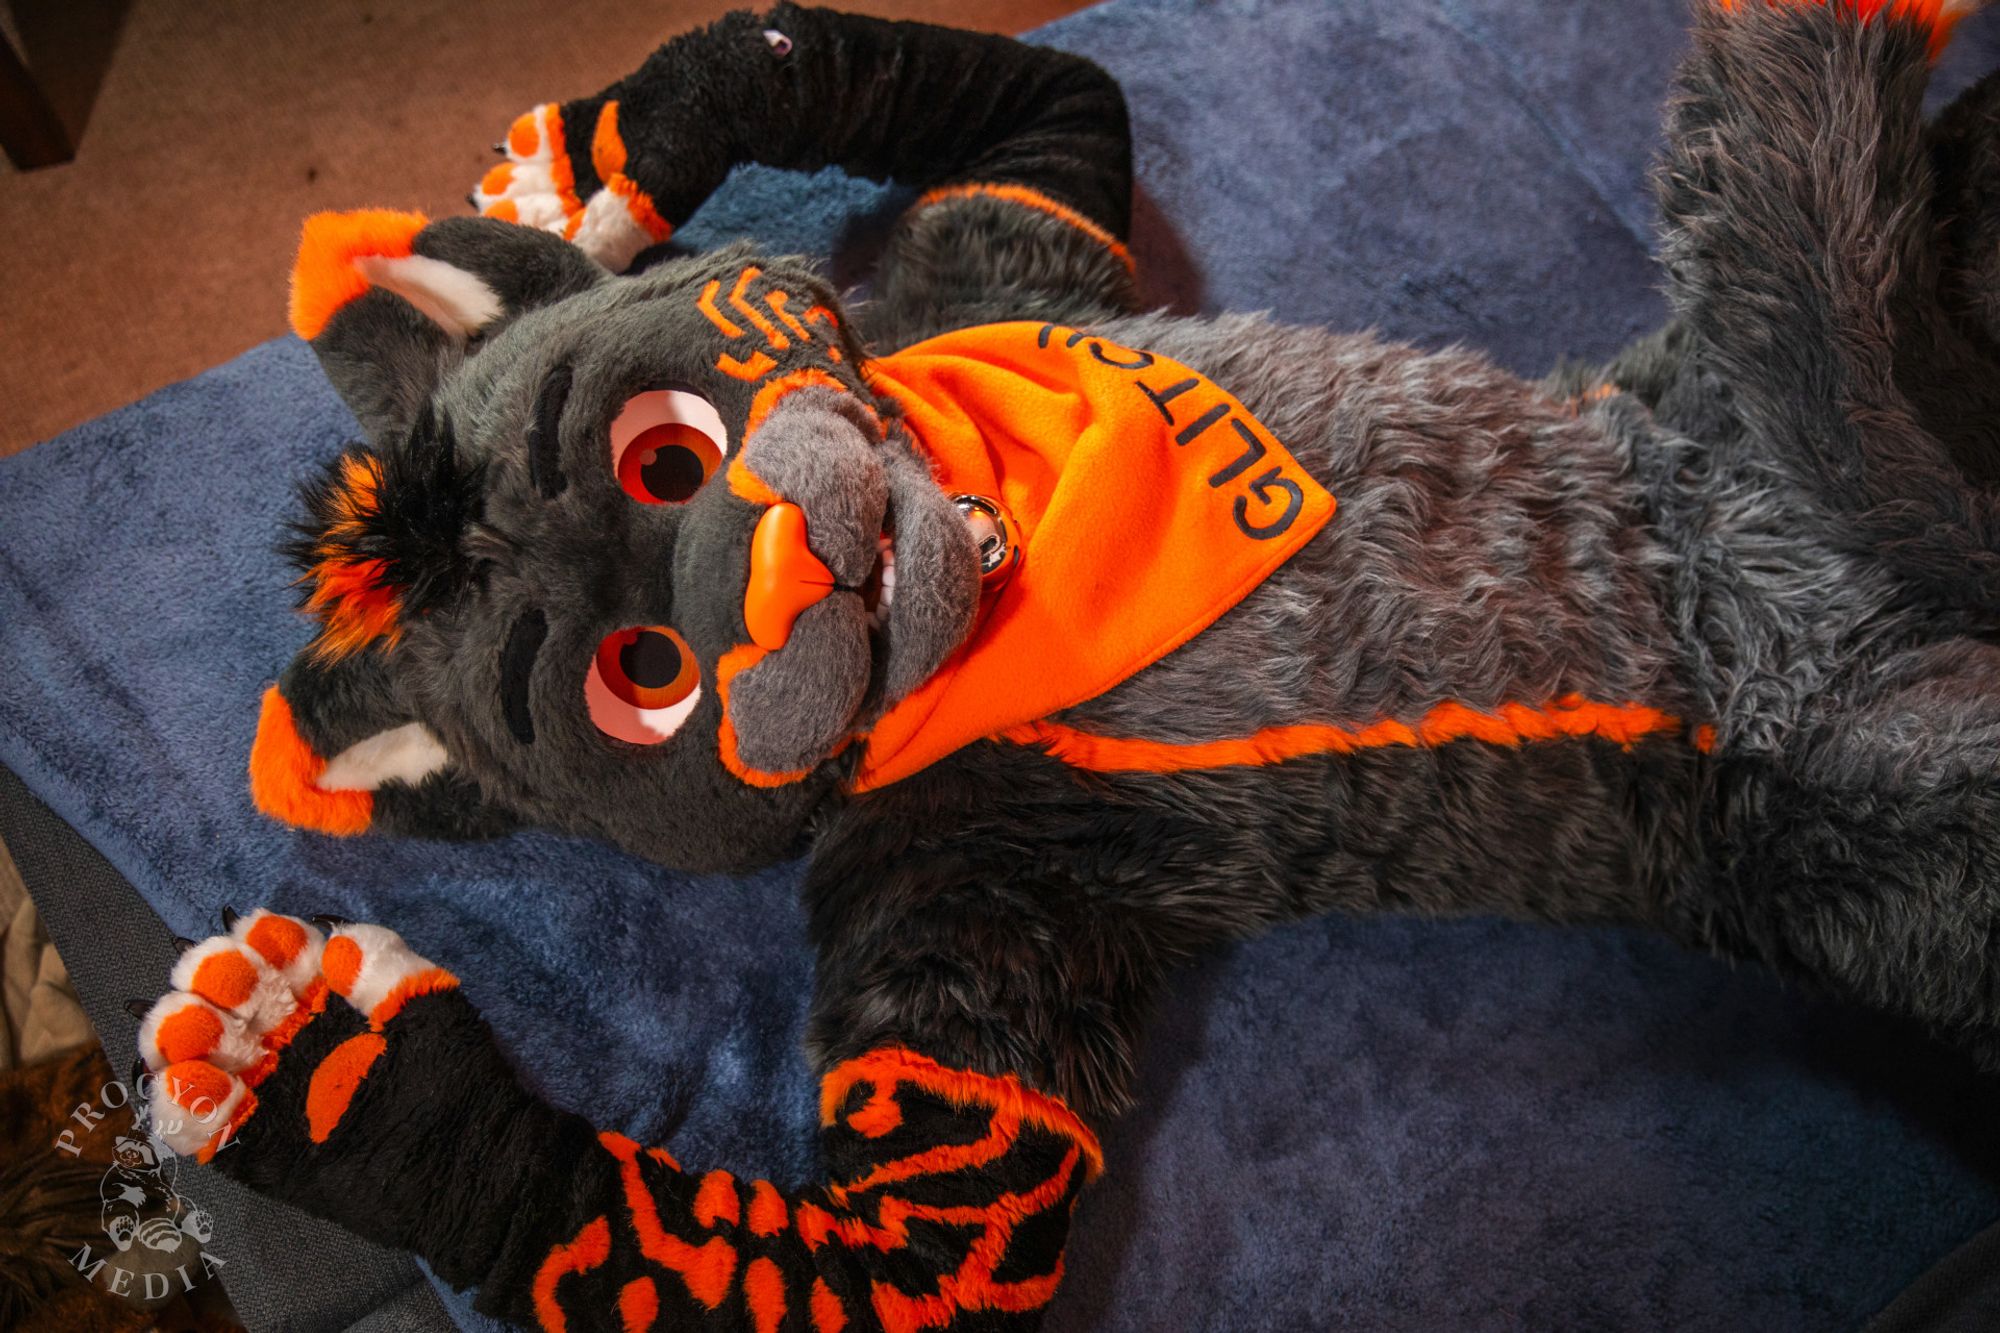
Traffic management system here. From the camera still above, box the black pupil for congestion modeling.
[640,445,706,502]
[621,631,682,690]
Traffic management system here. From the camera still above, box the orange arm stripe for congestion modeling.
[1005,697,1707,775]
[916,183,1135,276]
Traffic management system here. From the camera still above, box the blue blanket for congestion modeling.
[4,1,2000,1328]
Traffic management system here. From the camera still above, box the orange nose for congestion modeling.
[744,502,836,650]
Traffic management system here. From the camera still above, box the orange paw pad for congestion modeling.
[164,1059,234,1112]
[305,1032,387,1143]
[245,914,308,968]
[155,1006,224,1064]
[508,112,541,158]
[322,934,363,996]
[191,951,259,1009]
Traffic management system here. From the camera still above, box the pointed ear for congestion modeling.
[250,650,517,840]
[289,210,605,440]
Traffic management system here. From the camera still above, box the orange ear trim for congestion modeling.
[289,209,429,341]
[248,686,374,835]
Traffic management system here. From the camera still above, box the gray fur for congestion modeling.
[273,3,2000,1094]
[869,431,981,705]
[738,387,888,585]
[730,594,873,773]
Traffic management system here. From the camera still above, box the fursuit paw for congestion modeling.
[134,911,457,1163]
[472,101,673,273]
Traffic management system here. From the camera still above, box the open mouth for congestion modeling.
[859,530,897,629]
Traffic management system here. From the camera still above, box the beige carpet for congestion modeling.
[0,0,1086,458]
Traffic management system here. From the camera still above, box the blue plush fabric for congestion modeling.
[4,1,2000,1328]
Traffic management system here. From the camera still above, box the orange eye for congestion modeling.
[609,390,729,505]
[586,626,702,745]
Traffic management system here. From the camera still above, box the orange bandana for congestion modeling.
[853,322,1336,792]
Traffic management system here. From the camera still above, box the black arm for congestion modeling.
[476,4,1139,339]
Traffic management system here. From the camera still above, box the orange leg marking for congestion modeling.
[748,1180,789,1237]
[599,1133,740,1309]
[618,1276,659,1333]
[746,1257,787,1333]
[811,1278,849,1333]
[694,1170,740,1229]
[305,1032,387,1143]
[531,1215,612,1333]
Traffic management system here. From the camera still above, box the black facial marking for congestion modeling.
[499,610,548,744]
[527,364,571,498]
[621,630,683,689]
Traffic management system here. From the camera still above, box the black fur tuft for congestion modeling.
[282,402,490,624]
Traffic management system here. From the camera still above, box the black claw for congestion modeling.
[310,914,352,931]
[221,906,241,931]
[130,1056,147,1087]
[126,998,150,1020]
[466,191,480,210]
[492,141,506,154]
[173,936,198,954]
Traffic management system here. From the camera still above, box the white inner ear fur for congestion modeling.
[355,254,504,337]
[317,722,451,792]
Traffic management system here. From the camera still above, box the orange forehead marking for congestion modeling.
[728,266,788,350]
[718,350,778,381]
[744,368,853,439]
[245,915,308,967]
[698,279,745,338]
[191,951,259,1010]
